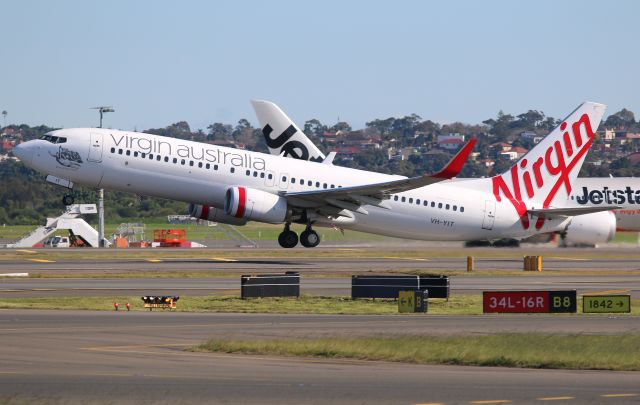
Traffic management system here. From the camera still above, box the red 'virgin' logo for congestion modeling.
[492,113,596,229]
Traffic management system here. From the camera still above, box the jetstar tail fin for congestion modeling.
[251,100,326,163]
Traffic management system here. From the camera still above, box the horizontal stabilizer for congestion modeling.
[528,206,621,217]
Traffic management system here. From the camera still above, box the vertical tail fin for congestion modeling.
[492,101,606,228]
[251,100,326,162]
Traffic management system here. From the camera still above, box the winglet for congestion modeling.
[433,138,477,179]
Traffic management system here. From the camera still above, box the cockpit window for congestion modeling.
[40,135,67,144]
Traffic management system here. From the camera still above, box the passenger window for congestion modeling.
[438,203,443,209]
[291,177,296,183]
[230,167,235,173]
[141,153,146,158]
[181,159,186,165]
[307,180,312,186]
[126,150,131,156]
[164,156,169,162]
[423,201,428,206]
[416,199,420,205]
[394,196,398,201]
[300,179,304,185]
[268,173,272,179]
[409,198,413,203]
[148,154,153,159]
[156,155,161,161]
[133,151,139,157]
[246,170,251,176]
[173,158,178,163]
[205,163,210,169]
[189,161,194,167]
[330,184,335,188]
[401,197,406,202]
[282,176,287,182]
[198,162,203,168]
[118,149,123,154]
[453,205,457,211]
[446,204,450,210]
[214,164,219,170]
[316,182,320,187]
[460,207,465,213]
[253,171,258,177]
[260,172,265,178]
[431,202,435,207]
[110,147,115,153]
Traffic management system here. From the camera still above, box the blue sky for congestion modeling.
[2,0,638,131]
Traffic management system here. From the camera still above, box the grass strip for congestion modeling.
[194,334,640,371]
[0,295,637,315]
[0,295,481,314]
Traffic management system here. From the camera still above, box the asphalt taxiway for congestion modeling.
[1,310,639,404]
[1,247,639,403]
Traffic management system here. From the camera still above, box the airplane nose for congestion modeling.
[13,142,33,165]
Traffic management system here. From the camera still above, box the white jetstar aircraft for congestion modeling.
[253,100,638,246]
[13,101,614,248]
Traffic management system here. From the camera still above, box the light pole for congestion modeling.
[91,106,114,248]
[91,106,114,129]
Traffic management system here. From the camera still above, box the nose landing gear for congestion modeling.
[62,194,75,206]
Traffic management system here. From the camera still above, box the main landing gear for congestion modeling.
[277,224,320,248]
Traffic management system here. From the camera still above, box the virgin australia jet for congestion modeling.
[13,101,614,248]
[253,100,636,246]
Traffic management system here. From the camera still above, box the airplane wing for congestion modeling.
[528,206,621,217]
[281,139,476,213]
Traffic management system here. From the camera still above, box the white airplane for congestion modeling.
[253,100,640,246]
[13,101,615,248]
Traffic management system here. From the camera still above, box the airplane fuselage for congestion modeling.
[16,127,576,242]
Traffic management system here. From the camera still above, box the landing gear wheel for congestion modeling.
[278,229,299,248]
[300,229,320,248]
[62,194,75,206]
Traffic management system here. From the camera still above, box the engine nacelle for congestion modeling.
[224,186,288,224]
[563,211,616,246]
[188,203,248,226]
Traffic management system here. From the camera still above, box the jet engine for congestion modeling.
[563,211,616,246]
[188,203,248,226]
[224,186,288,224]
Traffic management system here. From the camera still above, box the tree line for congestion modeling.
[0,107,638,225]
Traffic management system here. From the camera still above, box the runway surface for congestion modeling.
[1,248,639,403]
[1,310,639,404]
[2,275,640,298]
[1,251,639,297]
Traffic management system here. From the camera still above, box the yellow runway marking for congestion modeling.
[547,257,589,261]
[413,403,444,405]
[382,257,430,261]
[537,397,574,401]
[146,259,163,263]
[27,259,54,263]
[210,257,238,262]
[601,393,638,398]
[470,401,511,404]
[588,289,630,295]
[16,249,38,254]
